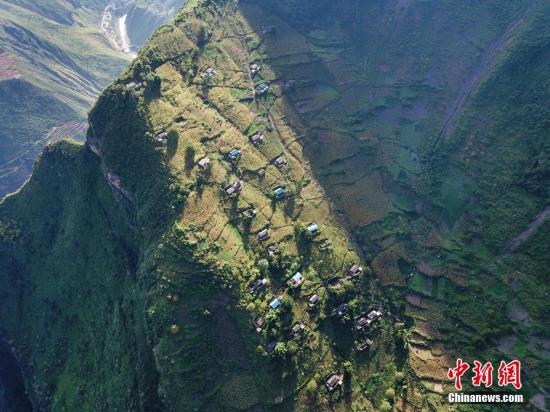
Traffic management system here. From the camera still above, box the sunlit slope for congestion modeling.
[0,0,395,410]
[0,0,548,410]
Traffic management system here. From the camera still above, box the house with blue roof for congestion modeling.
[269,297,282,310]
[273,186,285,200]
[227,148,241,161]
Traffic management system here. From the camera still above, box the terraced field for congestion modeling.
[0,50,19,81]
[0,0,548,410]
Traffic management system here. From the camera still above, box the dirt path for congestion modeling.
[500,206,550,255]
[433,0,537,148]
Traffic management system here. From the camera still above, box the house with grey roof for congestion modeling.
[273,155,288,169]
[326,374,343,391]
[257,228,270,241]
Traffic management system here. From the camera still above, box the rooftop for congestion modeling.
[257,228,270,241]
[289,272,304,287]
[225,180,243,196]
[326,374,343,391]
[367,309,382,321]
[337,303,348,316]
[356,339,373,352]
[228,148,241,159]
[292,323,305,335]
[273,186,286,199]
[197,157,210,169]
[348,264,363,278]
[250,133,265,145]
[256,82,269,94]
[307,223,320,235]
[308,294,319,305]
[273,155,287,168]
[247,278,267,293]
[355,317,371,330]
[269,298,282,310]
[250,63,261,73]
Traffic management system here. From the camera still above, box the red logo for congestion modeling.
[447,359,522,391]
[497,360,522,390]
[448,358,470,390]
[472,361,493,387]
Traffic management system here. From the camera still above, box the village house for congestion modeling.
[202,67,216,79]
[256,82,270,95]
[225,180,243,196]
[197,157,210,170]
[257,228,270,241]
[249,132,265,145]
[367,309,382,321]
[227,148,241,161]
[326,374,343,392]
[273,155,288,169]
[267,243,278,255]
[291,323,305,336]
[308,294,319,307]
[242,206,257,219]
[273,186,286,200]
[347,264,363,278]
[124,80,142,90]
[355,316,371,330]
[288,272,304,288]
[307,223,320,236]
[250,62,261,75]
[247,278,268,294]
[269,297,282,310]
[156,131,168,142]
[356,338,373,352]
[254,316,265,332]
[337,303,348,317]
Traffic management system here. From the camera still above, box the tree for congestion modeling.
[273,342,287,358]
[306,379,318,395]
[379,400,392,412]
[184,144,196,171]
[167,129,179,159]
[257,259,269,272]
[385,387,395,400]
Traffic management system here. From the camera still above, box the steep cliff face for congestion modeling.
[0,0,549,410]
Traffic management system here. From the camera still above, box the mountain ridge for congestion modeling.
[0,0,549,410]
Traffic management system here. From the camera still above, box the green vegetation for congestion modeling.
[1,0,549,410]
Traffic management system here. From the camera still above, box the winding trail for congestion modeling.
[432,0,537,148]
[500,206,550,255]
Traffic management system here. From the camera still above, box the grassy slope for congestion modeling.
[0,0,548,410]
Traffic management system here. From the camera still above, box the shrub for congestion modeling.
[379,400,392,412]
[184,144,196,171]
